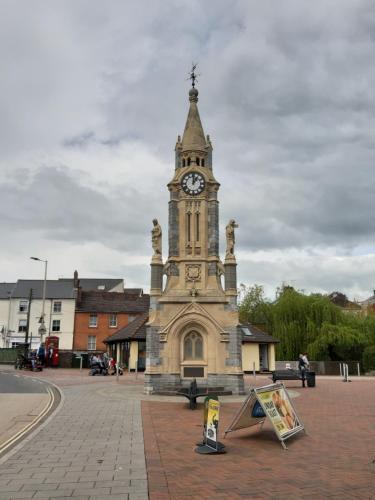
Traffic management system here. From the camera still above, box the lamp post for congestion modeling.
[30,257,48,342]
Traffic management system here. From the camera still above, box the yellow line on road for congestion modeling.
[0,387,54,455]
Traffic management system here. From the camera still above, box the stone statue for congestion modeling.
[151,219,162,256]
[225,219,238,259]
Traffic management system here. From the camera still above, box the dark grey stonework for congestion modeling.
[207,373,245,394]
[208,262,217,276]
[168,261,179,276]
[207,147,212,169]
[144,373,182,393]
[208,200,219,256]
[150,263,163,291]
[225,326,243,372]
[224,263,237,291]
[175,150,181,169]
[146,325,162,369]
[168,200,179,257]
[145,372,244,394]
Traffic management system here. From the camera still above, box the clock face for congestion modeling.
[181,172,205,195]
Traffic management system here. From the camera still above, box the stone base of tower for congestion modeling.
[144,372,245,395]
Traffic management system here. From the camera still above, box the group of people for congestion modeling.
[26,343,55,369]
[89,353,119,375]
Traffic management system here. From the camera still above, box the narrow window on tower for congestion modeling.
[187,213,191,242]
[196,157,200,166]
[182,158,186,167]
[201,158,205,167]
[187,157,191,166]
[196,213,200,241]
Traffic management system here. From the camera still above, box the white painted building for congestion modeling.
[0,275,124,350]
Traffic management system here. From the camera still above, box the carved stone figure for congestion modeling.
[151,219,162,256]
[225,219,238,259]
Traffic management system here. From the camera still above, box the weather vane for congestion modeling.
[188,63,200,88]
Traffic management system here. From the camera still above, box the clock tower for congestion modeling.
[145,82,244,394]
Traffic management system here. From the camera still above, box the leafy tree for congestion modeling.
[307,323,367,361]
[238,284,271,325]
[362,345,375,372]
[238,283,375,361]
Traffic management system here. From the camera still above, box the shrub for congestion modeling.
[362,345,375,372]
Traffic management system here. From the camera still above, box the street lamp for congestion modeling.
[30,257,48,342]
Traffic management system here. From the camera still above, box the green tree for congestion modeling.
[307,323,367,361]
[238,284,271,326]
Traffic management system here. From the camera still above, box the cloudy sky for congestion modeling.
[1,0,374,300]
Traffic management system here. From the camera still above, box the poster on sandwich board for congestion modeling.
[205,398,220,449]
[225,383,304,449]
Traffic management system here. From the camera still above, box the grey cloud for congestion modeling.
[0,166,162,253]
[0,0,374,298]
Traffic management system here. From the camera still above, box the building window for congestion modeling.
[184,331,203,360]
[89,314,97,327]
[53,301,62,313]
[201,158,205,167]
[19,300,28,313]
[18,319,27,333]
[196,157,200,166]
[87,335,96,350]
[182,158,186,167]
[187,157,191,166]
[109,314,117,328]
[52,320,61,332]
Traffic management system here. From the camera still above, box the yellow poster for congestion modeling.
[257,386,300,438]
[205,399,220,445]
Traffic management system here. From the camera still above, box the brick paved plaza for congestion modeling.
[143,377,375,500]
[0,369,374,499]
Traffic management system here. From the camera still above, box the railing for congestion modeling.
[0,348,18,364]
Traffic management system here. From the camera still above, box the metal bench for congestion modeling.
[271,369,304,386]
[155,379,232,409]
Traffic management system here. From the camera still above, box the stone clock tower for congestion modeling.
[145,82,244,395]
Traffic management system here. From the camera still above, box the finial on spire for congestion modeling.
[188,63,199,88]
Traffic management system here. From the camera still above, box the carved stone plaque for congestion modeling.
[185,264,201,282]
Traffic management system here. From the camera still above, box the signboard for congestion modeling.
[224,391,266,437]
[205,399,220,449]
[225,383,304,449]
[196,398,226,454]
[256,384,303,440]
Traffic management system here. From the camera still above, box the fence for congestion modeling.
[275,360,361,375]
[0,348,18,364]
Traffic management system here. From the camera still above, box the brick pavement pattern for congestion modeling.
[0,372,148,500]
[142,378,375,500]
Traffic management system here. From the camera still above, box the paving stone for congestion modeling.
[34,489,73,498]
[73,487,111,496]
[0,492,36,499]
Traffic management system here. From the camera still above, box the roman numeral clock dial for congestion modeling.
[181,172,205,195]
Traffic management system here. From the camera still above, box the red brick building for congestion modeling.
[73,289,149,353]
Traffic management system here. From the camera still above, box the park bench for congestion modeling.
[271,369,302,383]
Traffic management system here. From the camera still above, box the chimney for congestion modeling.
[73,270,79,289]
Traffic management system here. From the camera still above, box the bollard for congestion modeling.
[343,363,352,383]
[357,363,360,377]
[339,363,342,377]
[80,357,83,372]
[253,362,256,380]
[136,363,138,379]
[116,363,119,382]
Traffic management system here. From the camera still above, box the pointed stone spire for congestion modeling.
[181,87,207,153]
